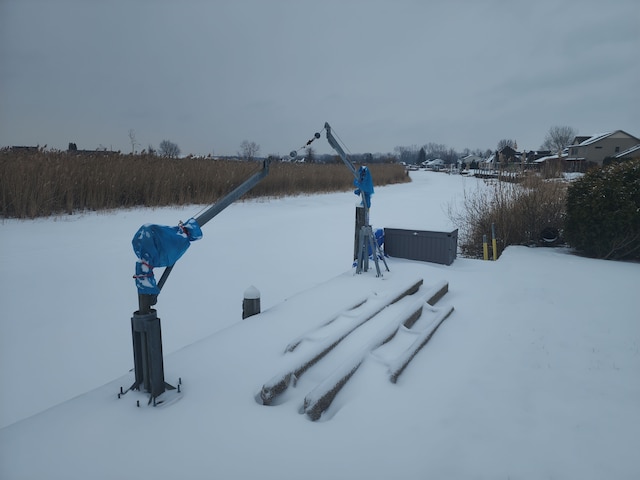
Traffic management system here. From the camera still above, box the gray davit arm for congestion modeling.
[137,159,270,313]
[324,122,358,179]
[156,158,270,292]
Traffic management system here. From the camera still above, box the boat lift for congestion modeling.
[296,122,389,276]
[125,122,387,404]
[127,159,270,403]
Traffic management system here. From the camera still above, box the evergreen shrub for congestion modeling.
[564,158,640,260]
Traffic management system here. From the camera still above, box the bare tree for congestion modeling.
[128,129,140,154]
[541,125,577,153]
[159,140,181,158]
[497,139,517,151]
[239,140,260,161]
[443,148,460,164]
[423,142,448,159]
[305,146,316,164]
[394,145,419,164]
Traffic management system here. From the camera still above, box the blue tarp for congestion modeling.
[132,218,203,294]
[353,166,374,208]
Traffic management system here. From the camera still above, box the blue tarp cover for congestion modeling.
[353,166,374,208]
[132,218,202,294]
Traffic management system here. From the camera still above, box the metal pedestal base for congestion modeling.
[130,309,175,402]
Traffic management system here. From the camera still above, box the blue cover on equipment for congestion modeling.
[132,218,203,294]
[375,228,384,247]
[367,228,385,256]
[353,166,374,208]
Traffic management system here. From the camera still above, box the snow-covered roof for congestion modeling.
[574,130,640,147]
[614,143,640,158]
[576,132,614,146]
[534,152,568,163]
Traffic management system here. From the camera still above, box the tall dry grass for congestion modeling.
[448,173,568,258]
[0,149,409,218]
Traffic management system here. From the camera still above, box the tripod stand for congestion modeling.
[355,223,389,276]
[297,123,390,277]
[354,203,389,277]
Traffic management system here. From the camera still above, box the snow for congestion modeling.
[243,285,260,300]
[1,171,639,479]
[577,132,613,146]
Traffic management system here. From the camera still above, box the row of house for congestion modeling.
[482,130,640,171]
[10,130,640,169]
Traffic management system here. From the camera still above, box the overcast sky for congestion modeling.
[1,0,638,157]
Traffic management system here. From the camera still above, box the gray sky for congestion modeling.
[1,0,639,157]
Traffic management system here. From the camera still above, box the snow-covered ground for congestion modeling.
[1,171,638,480]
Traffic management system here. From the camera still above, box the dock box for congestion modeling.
[384,228,458,265]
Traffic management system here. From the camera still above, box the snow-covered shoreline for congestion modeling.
[1,171,638,479]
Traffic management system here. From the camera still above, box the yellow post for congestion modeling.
[491,223,498,260]
[483,234,489,261]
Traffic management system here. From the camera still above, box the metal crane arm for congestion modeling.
[137,159,270,312]
[156,158,270,291]
[194,159,270,228]
[324,122,358,179]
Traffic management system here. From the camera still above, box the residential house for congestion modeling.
[566,130,640,167]
[459,154,483,167]
[480,153,496,169]
[497,145,520,163]
[10,146,39,152]
[524,150,552,162]
[67,142,118,157]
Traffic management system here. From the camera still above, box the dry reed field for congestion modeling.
[0,149,409,218]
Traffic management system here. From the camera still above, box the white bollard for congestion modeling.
[242,285,261,319]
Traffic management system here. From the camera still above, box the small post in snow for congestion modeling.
[491,223,498,260]
[243,285,261,319]
[483,234,489,261]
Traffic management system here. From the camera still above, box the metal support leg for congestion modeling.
[367,227,381,277]
[355,225,390,277]
[356,226,366,274]
[354,206,366,261]
[377,240,390,272]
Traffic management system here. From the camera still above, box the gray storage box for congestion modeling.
[384,228,458,265]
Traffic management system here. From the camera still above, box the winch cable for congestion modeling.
[290,124,351,161]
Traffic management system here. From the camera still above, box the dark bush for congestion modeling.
[565,158,640,260]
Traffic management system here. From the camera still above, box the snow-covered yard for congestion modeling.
[1,171,638,479]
